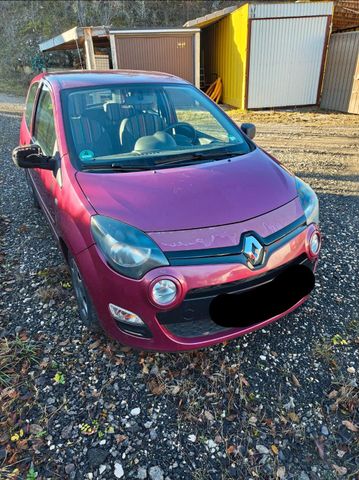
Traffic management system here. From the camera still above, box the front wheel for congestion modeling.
[68,253,101,332]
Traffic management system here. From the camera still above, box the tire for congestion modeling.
[68,253,101,332]
[26,171,40,209]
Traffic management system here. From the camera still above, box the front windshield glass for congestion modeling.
[61,83,253,170]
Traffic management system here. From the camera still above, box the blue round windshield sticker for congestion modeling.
[79,149,95,161]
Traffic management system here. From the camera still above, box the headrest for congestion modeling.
[68,93,86,117]
[104,101,120,122]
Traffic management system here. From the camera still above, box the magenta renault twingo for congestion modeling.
[13,71,321,351]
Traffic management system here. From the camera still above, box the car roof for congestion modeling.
[33,70,189,90]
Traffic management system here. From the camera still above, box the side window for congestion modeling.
[33,87,56,156]
[25,83,38,129]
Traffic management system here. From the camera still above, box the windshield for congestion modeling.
[61,83,253,171]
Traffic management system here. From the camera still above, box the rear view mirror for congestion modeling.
[241,123,256,139]
[12,144,56,171]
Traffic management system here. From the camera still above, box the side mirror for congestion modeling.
[241,123,256,139]
[12,144,56,171]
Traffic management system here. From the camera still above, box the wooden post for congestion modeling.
[83,27,96,70]
[109,34,118,69]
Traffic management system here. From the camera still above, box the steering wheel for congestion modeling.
[163,122,197,144]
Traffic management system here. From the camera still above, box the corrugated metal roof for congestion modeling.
[184,2,333,30]
[183,5,238,28]
[249,2,333,18]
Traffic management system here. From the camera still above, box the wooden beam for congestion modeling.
[109,34,118,69]
[83,27,96,70]
[39,26,79,52]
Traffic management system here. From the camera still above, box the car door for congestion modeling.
[31,83,59,229]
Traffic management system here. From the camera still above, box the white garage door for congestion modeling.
[247,16,328,109]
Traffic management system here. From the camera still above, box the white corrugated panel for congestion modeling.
[247,16,328,108]
[249,2,333,19]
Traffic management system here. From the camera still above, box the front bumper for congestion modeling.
[75,221,320,352]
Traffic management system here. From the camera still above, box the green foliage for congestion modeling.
[331,334,348,345]
[53,371,65,384]
[26,467,38,480]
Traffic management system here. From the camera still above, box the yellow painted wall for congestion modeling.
[202,4,249,109]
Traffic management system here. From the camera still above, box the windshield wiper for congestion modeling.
[81,148,246,172]
[154,148,245,167]
[81,162,155,172]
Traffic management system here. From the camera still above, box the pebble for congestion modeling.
[65,464,75,474]
[149,466,164,480]
[321,425,329,436]
[131,407,141,416]
[137,466,147,479]
[99,465,106,475]
[256,445,270,455]
[87,447,109,467]
[61,425,73,439]
[188,434,196,442]
[347,366,355,374]
[114,462,124,478]
[149,429,158,440]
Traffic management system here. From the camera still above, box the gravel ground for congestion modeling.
[0,101,358,480]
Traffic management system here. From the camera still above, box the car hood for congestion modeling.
[76,148,297,232]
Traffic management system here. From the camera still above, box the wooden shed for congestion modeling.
[184,2,333,109]
[39,26,200,88]
[321,31,359,114]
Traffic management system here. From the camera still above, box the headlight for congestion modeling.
[295,177,319,225]
[91,216,169,279]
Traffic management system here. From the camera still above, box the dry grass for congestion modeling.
[225,106,359,127]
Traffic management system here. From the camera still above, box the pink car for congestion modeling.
[13,71,321,351]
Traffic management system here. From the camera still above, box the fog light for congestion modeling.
[109,303,144,326]
[151,279,177,306]
[309,232,321,255]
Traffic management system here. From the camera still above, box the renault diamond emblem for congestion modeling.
[243,235,264,267]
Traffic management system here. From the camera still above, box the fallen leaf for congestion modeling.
[276,466,286,479]
[271,444,279,455]
[115,434,128,444]
[89,339,101,350]
[171,385,180,395]
[328,390,338,399]
[288,412,300,423]
[204,411,214,422]
[291,374,301,387]
[148,380,165,395]
[314,438,325,460]
[248,416,257,425]
[332,464,347,476]
[29,424,43,435]
[239,375,249,387]
[226,445,236,454]
[342,420,358,432]
[226,414,237,421]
